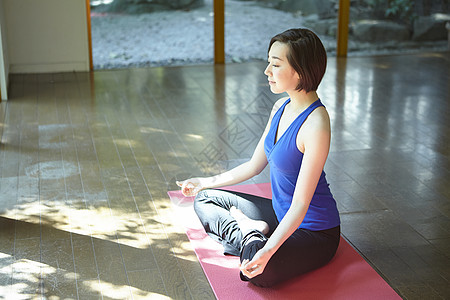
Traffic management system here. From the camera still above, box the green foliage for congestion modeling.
[365,0,415,24]
[385,0,414,22]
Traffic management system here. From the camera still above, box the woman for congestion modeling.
[177,28,340,287]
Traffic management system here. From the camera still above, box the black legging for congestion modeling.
[194,189,340,287]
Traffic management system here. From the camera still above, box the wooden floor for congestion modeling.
[0,52,449,299]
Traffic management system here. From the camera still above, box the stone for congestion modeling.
[255,0,334,18]
[279,0,334,18]
[308,19,338,37]
[413,14,450,41]
[92,0,205,13]
[353,20,410,42]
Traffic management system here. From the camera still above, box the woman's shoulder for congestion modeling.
[303,105,331,133]
[297,105,331,153]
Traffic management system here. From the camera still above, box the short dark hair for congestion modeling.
[269,28,327,93]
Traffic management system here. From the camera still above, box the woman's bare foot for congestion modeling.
[230,206,269,235]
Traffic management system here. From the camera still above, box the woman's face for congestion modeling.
[264,41,300,94]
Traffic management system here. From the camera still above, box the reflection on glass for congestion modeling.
[347,0,449,56]
[90,0,213,69]
[90,0,449,69]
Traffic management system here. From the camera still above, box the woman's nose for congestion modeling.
[264,65,271,76]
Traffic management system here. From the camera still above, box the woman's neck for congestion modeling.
[286,90,319,112]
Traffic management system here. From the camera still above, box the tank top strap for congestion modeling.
[291,99,324,129]
[303,99,324,117]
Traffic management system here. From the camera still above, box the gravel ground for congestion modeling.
[91,0,448,69]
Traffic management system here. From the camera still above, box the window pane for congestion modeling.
[90,0,213,69]
[347,0,449,56]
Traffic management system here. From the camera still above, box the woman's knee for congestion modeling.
[240,265,279,288]
[193,189,230,227]
[193,190,209,210]
[247,270,279,288]
[246,261,288,287]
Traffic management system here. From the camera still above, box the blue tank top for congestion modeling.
[264,98,340,231]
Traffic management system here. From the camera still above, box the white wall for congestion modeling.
[4,0,90,74]
[0,0,9,100]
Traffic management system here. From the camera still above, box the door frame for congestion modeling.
[86,0,93,70]
[0,0,9,100]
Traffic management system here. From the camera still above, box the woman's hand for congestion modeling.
[240,246,274,279]
[176,178,204,197]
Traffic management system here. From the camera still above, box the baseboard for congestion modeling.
[10,61,89,74]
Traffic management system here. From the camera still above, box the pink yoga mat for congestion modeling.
[168,183,401,300]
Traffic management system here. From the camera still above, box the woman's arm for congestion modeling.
[240,108,331,278]
[178,137,268,195]
[177,98,286,197]
[177,133,268,196]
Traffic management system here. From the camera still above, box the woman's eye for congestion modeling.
[272,64,279,68]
